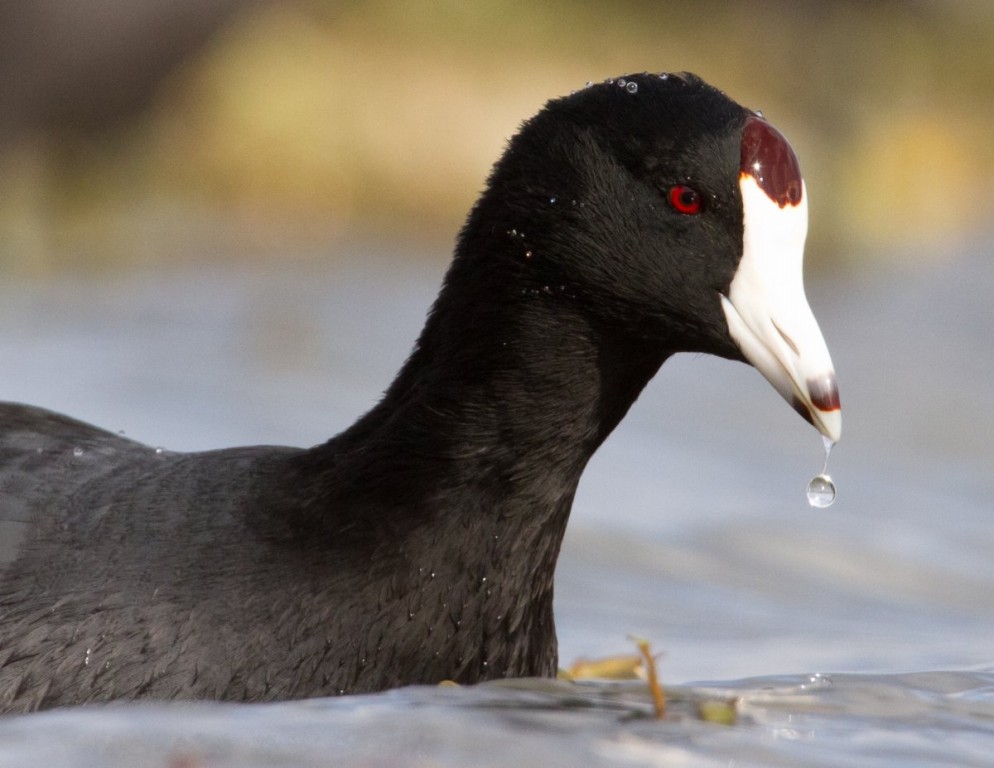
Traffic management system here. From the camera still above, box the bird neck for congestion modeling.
[267,243,668,683]
[336,249,666,512]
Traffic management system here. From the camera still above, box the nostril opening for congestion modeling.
[771,319,799,356]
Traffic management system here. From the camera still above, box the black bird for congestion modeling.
[0,73,841,712]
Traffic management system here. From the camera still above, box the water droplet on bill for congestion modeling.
[806,474,836,508]
[806,437,837,508]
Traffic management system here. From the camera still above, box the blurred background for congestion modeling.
[1,0,993,273]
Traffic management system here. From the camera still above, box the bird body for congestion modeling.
[0,73,840,712]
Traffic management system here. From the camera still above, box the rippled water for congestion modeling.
[0,237,991,765]
[0,672,991,767]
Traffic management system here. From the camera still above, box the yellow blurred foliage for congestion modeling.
[1,0,992,269]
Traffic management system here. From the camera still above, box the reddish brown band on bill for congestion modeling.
[791,376,841,427]
[808,374,841,412]
[740,116,803,208]
[791,395,816,426]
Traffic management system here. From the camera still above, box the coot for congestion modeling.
[0,73,840,712]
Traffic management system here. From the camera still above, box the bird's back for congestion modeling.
[0,402,314,711]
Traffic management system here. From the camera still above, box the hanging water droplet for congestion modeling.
[625,81,638,94]
[549,196,557,204]
[72,447,83,457]
[659,73,669,80]
[806,474,836,508]
[806,436,837,508]
[617,78,627,88]
[154,447,164,455]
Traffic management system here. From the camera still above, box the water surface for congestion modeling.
[0,239,990,765]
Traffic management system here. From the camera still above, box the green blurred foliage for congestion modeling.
[1,0,992,272]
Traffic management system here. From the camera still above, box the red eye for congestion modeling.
[668,184,703,215]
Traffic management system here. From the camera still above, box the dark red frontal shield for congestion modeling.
[740,116,804,208]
